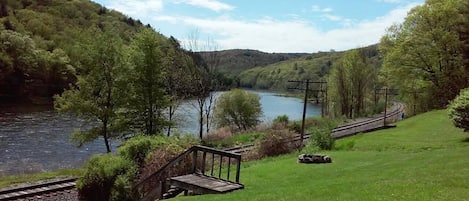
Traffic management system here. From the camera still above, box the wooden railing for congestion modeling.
[132,145,242,201]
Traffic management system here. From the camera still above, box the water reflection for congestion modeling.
[0,104,118,176]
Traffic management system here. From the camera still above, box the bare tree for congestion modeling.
[184,32,220,140]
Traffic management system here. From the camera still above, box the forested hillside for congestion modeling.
[199,49,308,75]
[0,0,152,102]
[238,45,380,91]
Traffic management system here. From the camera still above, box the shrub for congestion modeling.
[203,127,234,147]
[77,154,137,201]
[309,119,337,150]
[448,88,469,132]
[273,115,289,125]
[289,121,302,133]
[289,117,320,134]
[258,129,298,157]
[118,135,167,166]
[204,128,265,149]
[138,136,199,175]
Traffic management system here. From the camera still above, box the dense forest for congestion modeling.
[0,0,151,103]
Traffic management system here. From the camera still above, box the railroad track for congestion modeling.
[0,178,77,201]
[226,102,405,154]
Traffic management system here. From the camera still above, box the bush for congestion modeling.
[118,135,168,166]
[77,154,137,201]
[138,135,199,174]
[273,115,289,125]
[138,136,199,189]
[258,129,298,157]
[448,88,469,132]
[203,127,234,147]
[289,117,320,134]
[78,135,200,201]
[204,128,265,149]
[309,119,337,150]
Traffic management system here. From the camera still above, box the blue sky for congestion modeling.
[92,0,423,53]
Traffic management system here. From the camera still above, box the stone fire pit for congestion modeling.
[298,154,332,164]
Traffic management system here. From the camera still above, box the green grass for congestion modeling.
[0,169,83,189]
[173,110,469,201]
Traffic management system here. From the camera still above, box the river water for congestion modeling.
[0,91,320,176]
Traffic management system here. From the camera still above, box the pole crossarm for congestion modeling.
[287,79,328,148]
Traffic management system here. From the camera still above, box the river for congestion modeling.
[0,91,320,176]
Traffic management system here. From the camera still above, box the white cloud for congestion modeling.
[322,14,342,21]
[312,5,333,13]
[155,2,421,53]
[106,0,233,19]
[107,0,164,17]
[173,0,234,12]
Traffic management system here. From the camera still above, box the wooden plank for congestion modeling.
[169,174,244,195]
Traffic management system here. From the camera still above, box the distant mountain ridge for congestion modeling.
[198,49,309,75]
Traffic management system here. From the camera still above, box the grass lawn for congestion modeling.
[173,110,469,201]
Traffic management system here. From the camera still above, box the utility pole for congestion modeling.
[410,90,423,116]
[384,88,388,126]
[288,79,327,147]
[375,87,398,127]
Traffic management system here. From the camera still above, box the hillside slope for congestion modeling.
[237,45,380,91]
[199,49,308,75]
[0,0,162,102]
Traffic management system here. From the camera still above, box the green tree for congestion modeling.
[54,31,126,153]
[126,28,170,135]
[0,30,38,96]
[214,89,263,131]
[448,88,469,132]
[380,0,469,110]
[163,36,194,136]
[328,49,377,118]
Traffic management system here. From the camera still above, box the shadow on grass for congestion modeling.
[462,137,469,143]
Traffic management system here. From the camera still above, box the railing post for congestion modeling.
[227,158,231,181]
[218,155,223,179]
[235,157,241,183]
[201,151,207,175]
[210,153,215,176]
[192,149,197,173]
